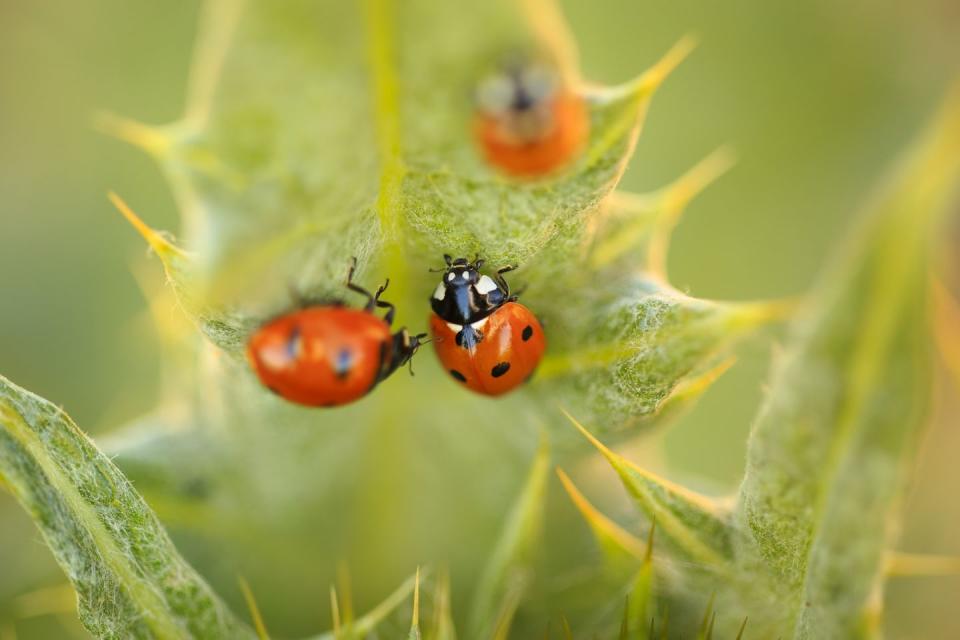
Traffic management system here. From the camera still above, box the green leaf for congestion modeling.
[407,569,422,640]
[105,0,693,354]
[0,375,254,639]
[426,571,457,640]
[528,150,785,435]
[628,526,656,640]
[98,0,785,459]
[564,410,735,570]
[734,82,960,638]
[556,467,648,569]
[312,571,419,640]
[467,434,550,639]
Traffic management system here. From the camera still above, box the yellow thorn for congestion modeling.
[647,147,737,278]
[94,112,171,156]
[107,192,185,263]
[660,147,737,215]
[725,296,802,332]
[734,617,748,640]
[237,577,270,640]
[590,148,735,272]
[614,34,698,101]
[644,519,656,564]
[329,586,342,635]
[886,551,960,576]
[560,408,724,515]
[411,566,421,631]
[430,568,454,638]
[520,0,581,85]
[556,468,647,560]
[661,357,736,414]
[183,0,244,127]
[336,561,355,625]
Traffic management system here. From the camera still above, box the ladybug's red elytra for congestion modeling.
[474,61,588,178]
[429,255,546,396]
[247,262,424,408]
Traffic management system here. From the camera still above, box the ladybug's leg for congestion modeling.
[373,280,397,326]
[495,264,516,298]
[346,259,379,311]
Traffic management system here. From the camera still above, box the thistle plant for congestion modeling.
[1,1,959,638]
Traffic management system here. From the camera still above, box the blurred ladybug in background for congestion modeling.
[429,255,546,396]
[474,60,588,178]
[247,260,425,408]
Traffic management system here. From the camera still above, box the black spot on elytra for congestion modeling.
[521,325,533,341]
[450,369,467,382]
[334,348,354,379]
[286,326,302,358]
[491,362,511,378]
[455,331,464,347]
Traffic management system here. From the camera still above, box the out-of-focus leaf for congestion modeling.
[734,83,960,638]
[933,279,960,391]
[627,526,656,640]
[556,468,646,568]
[565,410,735,570]
[467,435,550,639]
[408,568,422,640]
[0,375,254,639]
[538,292,778,436]
[311,572,418,640]
[426,571,456,640]
[105,0,693,353]
[526,148,780,435]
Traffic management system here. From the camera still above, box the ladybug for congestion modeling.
[429,255,546,396]
[474,60,588,178]
[247,261,424,407]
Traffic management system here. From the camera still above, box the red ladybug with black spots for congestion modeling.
[474,60,588,178]
[247,261,424,407]
[429,255,546,396]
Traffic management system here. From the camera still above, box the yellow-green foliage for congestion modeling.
[1,1,958,638]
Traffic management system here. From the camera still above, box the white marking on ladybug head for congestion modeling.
[446,322,463,333]
[447,272,456,282]
[475,275,498,295]
[472,316,489,330]
[433,282,446,300]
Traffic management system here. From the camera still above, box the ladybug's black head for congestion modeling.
[431,255,511,325]
[439,254,483,288]
[476,61,558,116]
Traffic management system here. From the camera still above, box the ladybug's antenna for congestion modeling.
[407,333,431,376]
[430,254,454,273]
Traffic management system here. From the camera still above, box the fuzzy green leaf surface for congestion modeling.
[0,375,254,640]
[734,85,960,637]
[566,411,735,571]
[468,436,551,639]
[104,0,765,440]
[130,0,685,340]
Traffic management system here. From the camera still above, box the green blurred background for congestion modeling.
[1,1,958,637]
